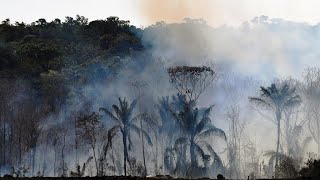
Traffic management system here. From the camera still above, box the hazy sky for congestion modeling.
[1,0,320,26]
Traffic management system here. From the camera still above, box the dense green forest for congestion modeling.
[0,15,320,179]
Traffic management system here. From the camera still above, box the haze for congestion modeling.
[2,0,320,27]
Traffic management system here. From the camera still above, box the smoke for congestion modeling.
[2,15,320,178]
[142,16,320,81]
[136,0,221,26]
[47,16,320,177]
[138,16,320,175]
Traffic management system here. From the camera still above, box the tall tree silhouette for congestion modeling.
[169,95,226,176]
[249,83,301,172]
[99,98,152,176]
[166,66,224,177]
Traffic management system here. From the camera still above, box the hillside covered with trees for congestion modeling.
[0,15,320,179]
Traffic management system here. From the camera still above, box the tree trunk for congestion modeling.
[92,146,99,176]
[54,145,56,177]
[155,132,158,175]
[318,142,320,159]
[62,134,66,176]
[122,132,128,176]
[42,137,49,175]
[318,119,320,158]
[190,141,197,169]
[140,119,147,176]
[32,147,36,175]
[74,115,79,167]
[19,126,22,165]
[112,148,116,176]
[2,111,6,167]
[275,110,281,176]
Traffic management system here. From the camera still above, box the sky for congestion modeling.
[1,0,320,27]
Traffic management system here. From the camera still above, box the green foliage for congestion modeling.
[0,15,146,176]
[0,15,143,83]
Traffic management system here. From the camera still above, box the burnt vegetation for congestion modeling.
[0,15,319,179]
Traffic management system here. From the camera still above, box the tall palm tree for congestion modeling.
[169,95,227,176]
[99,97,152,176]
[249,83,301,169]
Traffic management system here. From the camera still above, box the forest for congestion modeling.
[0,15,320,179]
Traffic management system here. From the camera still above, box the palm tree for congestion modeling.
[264,125,312,178]
[249,83,301,169]
[169,95,227,176]
[99,97,152,176]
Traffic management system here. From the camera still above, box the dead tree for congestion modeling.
[303,67,320,157]
[76,112,103,176]
[167,66,216,103]
[131,80,148,177]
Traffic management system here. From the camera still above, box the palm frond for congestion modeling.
[194,143,205,159]
[205,142,223,167]
[131,113,158,127]
[199,126,227,141]
[103,125,120,157]
[130,114,141,123]
[284,95,301,108]
[126,98,137,118]
[128,123,141,136]
[107,125,121,146]
[140,128,153,146]
[195,117,211,134]
[260,86,272,97]
[112,105,122,118]
[168,108,184,129]
[128,123,153,146]
[270,84,279,95]
[280,84,289,94]
[129,99,137,112]
[99,108,123,126]
[202,105,214,118]
[119,97,128,112]
[249,97,273,109]
[128,134,133,151]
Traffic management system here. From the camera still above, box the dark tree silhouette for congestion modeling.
[249,83,301,173]
[168,66,216,103]
[169,95,226,176]
[99,98,152,176]
[76,112,102,176]
[166,66,225,177]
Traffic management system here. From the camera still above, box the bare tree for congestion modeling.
[303,67,320,157]
[76,112,103,176]
[131,80,148,176]
[168,66,216,103]
[226,106,247,179]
